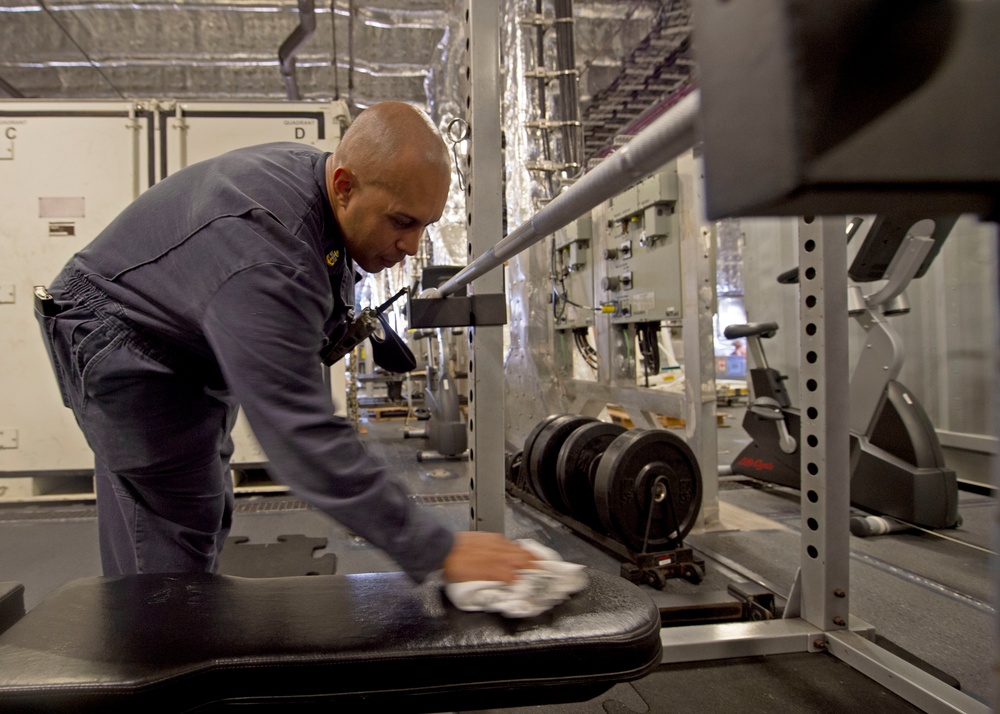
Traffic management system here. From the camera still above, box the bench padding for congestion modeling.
[0,569,661,712]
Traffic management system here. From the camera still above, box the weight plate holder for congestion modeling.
[527,415,597,512]
[594,429,703,554]
[555,421,627,530]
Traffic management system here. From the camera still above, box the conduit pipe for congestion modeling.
[0,75,24,98]
[433,90,700,298]
[279,0,317,100]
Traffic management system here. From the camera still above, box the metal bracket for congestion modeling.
[408,294,507,329]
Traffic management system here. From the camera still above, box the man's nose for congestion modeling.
[399,229,422,256]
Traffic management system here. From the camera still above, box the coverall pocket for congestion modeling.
[75,319,119,384]
[36,305,108,412]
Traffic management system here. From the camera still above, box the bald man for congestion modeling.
[37,102,535,584]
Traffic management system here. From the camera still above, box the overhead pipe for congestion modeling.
[432,89,701,298]
[347,0,355,94]
[278,0,317,100]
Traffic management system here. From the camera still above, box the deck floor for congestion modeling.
[0,406,993,711]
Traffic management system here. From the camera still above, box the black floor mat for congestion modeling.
[218,534,337,577]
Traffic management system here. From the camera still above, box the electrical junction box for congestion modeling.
[607,169,679,222]
[0,99,349,478]
[600,164,683,326]
[553,215,595,332]
[554,214,592,274]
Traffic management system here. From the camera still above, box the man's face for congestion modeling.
[332,158,450,274]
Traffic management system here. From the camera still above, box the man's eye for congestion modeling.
[391,217,413,229]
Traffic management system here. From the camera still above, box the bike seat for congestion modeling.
[724,322,779,340]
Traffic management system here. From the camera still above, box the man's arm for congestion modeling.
[202,258,535,582]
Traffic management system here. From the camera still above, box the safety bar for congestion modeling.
[433,90,701,298]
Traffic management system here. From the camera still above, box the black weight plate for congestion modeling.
[528,415,596,511]
[594,429,702,553]
[521,414,563,499]
[555,421,627,529]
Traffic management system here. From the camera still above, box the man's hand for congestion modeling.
[442,531,539,583]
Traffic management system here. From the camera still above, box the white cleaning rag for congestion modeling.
[444,539,588,618]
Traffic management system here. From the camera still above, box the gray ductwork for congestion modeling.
[278,0,317,100]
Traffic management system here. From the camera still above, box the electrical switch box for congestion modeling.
[600,164,683,325]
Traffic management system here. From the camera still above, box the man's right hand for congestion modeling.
[442,531,539,584]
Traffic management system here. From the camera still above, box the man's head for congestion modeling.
[326,102,451,273]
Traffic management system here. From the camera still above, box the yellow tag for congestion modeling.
[326,250,340,266]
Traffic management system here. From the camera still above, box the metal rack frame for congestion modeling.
[463,3,991,712]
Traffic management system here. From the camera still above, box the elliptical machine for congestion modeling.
[725,215,960,530]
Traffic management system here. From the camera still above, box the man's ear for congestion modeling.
[331,166,354,208]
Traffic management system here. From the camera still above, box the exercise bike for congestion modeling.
[725,215,960,530]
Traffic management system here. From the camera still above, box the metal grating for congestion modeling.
[235,497,311,513]
[0,505,97,522]
[0,491,471,522]
[415,493,471,505]
[231,493,471,512]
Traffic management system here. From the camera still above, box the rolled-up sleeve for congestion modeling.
[202,259,454,582]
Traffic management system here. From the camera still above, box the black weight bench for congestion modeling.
[0,569,661,713]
